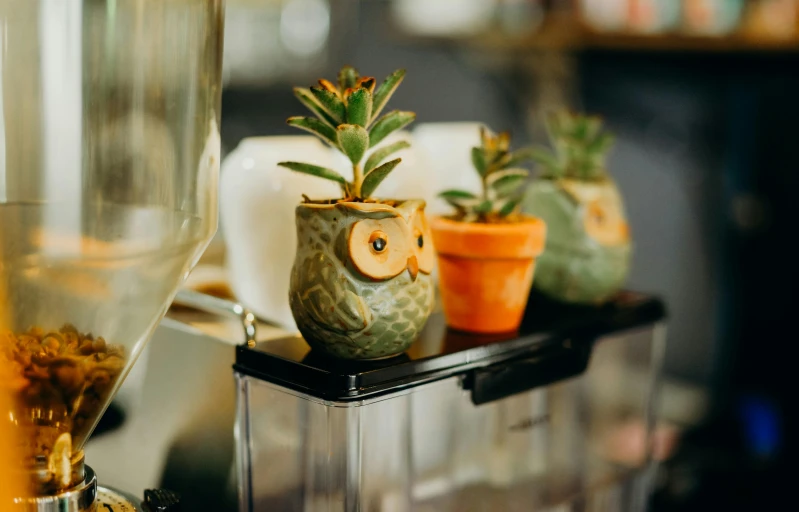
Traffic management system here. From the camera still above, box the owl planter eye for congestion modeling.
[349,218,411,280]
[370,231,388,253]
[561,179,630,248]
[410,211,434,274]
[583,199,629,247]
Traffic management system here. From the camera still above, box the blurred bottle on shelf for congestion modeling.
[627,0,681,34]
[579,0,630,32]
[580,0,681,35]
[742,0,797,40]
[682,0,745,36]
[390,0,497,36]
[496,0,545,37]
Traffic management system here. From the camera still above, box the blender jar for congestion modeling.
[0,0,224,497]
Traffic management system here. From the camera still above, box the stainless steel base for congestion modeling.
[12,465,140,512]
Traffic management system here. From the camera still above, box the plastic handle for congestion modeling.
[468,339,593,405]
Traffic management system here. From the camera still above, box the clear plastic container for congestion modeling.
[235,293,666,511]
[0,0,224,496]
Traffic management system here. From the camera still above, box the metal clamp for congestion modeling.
[173,289,258,347]
[13,465,97,512]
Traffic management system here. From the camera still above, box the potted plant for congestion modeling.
[430,126,546,333]
[522,111,631,305]
[278,65,435,360]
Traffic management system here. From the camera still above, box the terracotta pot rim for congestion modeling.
[429,214,546,234]
[435,253,539,261]
[429,214,546,259]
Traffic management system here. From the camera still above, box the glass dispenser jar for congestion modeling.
[0,0,224,507]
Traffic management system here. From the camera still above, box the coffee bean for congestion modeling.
[0,324,126,486]
[91,337,106,353]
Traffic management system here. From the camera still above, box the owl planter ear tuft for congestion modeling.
[279,66,434,359]
[522,111,631,305]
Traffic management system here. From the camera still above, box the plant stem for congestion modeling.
[353,163,363,198]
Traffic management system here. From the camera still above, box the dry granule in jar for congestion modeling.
[0,325,126,461]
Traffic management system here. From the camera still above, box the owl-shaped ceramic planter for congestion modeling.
[289,200,435,359]
[522,178,631,305]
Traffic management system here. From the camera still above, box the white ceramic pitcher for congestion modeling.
[220,136,339,330]
[412,122,484,216]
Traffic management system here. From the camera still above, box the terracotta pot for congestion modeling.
[289,199,435,359]
[429,216,546,333]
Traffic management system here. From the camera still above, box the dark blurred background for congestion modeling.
[215,0,795,509]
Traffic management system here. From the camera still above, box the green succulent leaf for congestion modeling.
[588,132,615,156]
[369,110,416,148]
[486,153,510,176]
[502,147,538,169]
[346,88,372,127]
[337,124,369,165]
[545,112,573,149]
[338,66,359,90]
[364,140,410,173]
[371,69,406,122]
[438,189,478,200]
[278,161,347,184]
[471,147,489,176]
[487,169,529,198]
[310,86,346,124]
[443,199,465,211]
[361,158,401,197]
[584,116,602,141]
[440,190,481,212]
[498,198,520,217]
[474,200,493,214]
[287,116,338,146]
[529,146,563,178]
[293,88,338,128]
[573,116,590,139]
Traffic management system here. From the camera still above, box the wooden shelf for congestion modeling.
[400,15,799,54]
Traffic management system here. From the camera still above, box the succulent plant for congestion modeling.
[278,65,415,201]
[531,111,615,181]
[439,126,535,223]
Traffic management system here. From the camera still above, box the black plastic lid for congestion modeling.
[234,290,666,403]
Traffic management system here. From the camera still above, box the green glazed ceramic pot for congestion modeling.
[522,178,631,305]
[289,199,435,359]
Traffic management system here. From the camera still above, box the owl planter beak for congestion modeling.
[407,255,419,281]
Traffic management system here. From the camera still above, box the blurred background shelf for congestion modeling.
[471,29,799,53]
[397,15,799,54]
